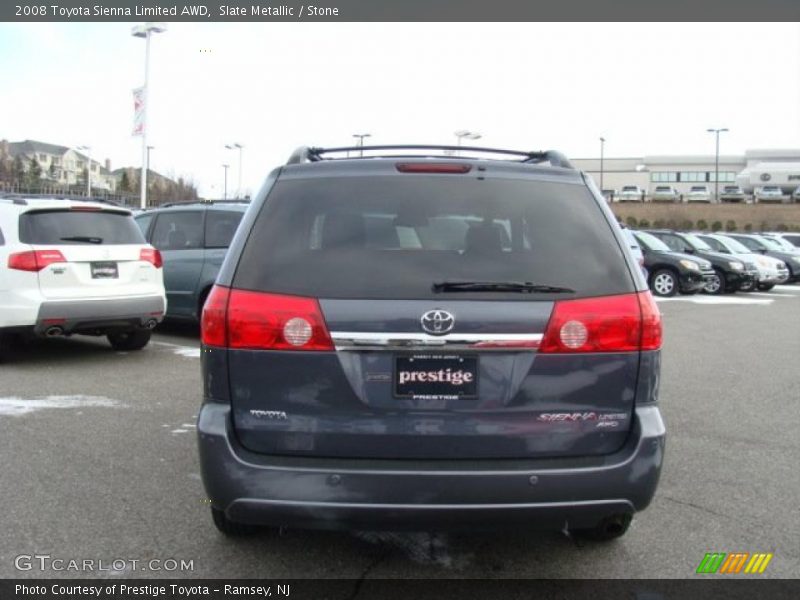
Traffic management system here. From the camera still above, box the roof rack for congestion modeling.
[286,145,575,169]
[159,199,250,208]
[0,194,123,207]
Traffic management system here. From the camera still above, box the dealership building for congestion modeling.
[571,149,800,198]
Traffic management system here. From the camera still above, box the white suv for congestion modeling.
[0,196,167,359]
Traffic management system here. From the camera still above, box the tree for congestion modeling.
[48,163,58,181]
[12,156,25,186]
[696,219,708,231]
[25,157,43,188]
[119,170,131,192]
[625,216,638,227]
[724,220,737,232]
[711,220,722,231]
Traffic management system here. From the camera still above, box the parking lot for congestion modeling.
[1,285,798,580]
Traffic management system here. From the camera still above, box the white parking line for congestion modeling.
[0,395,122,417]
[655,296,774,305]
[151,341,201,358]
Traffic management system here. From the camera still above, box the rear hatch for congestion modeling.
[212,166,659,460]
[18,207,162,300]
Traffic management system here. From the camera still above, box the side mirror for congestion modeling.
[685,247,695,254]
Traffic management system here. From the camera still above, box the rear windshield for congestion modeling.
[19,210,145,245]
[233,176,634,300]
[655,186,672,192]
[622,186,638,191]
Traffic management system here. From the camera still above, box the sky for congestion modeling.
[1,22,799,197]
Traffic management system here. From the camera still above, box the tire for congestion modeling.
[0,331,10,363]
[211,507,259,536]
[575,514,632,542]
[703,269,726,295]
[650,269,678,297]
[107,330,152,351]
[757,283,775,291]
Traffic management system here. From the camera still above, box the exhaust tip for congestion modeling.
[144,319,158,330]
[45,326,64,337]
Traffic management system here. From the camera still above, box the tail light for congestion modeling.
[139,247,163,268]
[8,250,66,272]
[539,292,662,354]
[201,286,334,351]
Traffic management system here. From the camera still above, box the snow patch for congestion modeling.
[0,395,121,417]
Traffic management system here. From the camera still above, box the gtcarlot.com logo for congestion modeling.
[696,552,773,574]
[14,554,194,572]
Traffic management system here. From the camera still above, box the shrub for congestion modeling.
[696,219,708,231]
[776,223,788,231]
[638,218,650,228]
[653,219,665,228]
[711,220,723,231]
[680,219,694,230]
[743,223,753,232]
[665,218,678,230]
[625,216,638,227]
[725,220,737,232]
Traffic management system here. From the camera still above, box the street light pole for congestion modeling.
[132,23,166,209]
[352,133,371,157]
[454,130,482,156]
[707,128,728,203]
[77,145,91,197]
[225,143,243,198]
[599,137,605,193]
[147,145,154,173]
[222,164,229,200]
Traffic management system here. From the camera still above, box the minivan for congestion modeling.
[197,145,665,541]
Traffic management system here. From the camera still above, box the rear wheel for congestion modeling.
[704,269,725,295]
[0,331,10,363]
[757,283,775,291]
[107,330,152,351]
[211,507,259,536]
[575,514,632,542]
[650,269,678,297]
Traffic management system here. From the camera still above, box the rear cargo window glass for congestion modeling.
[234,176,634,300]
[151,211,203,250]
[18,210,144,245]
[205,210,243,249]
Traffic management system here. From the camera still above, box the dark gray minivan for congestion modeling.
[198,145,665,540]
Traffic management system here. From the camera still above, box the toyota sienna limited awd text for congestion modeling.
[197,145,665,541]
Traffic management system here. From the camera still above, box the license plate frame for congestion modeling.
[90,261,118,279]
[393,354,478,400]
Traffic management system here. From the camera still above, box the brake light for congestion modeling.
[70,206,102,212]
[7,250,67,272]
[201,287,334,351]
[139,247,163,268]
[539,292,662,354]
[396,163,472,174]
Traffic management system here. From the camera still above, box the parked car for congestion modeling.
[719,185,746,203]
[685,185,713,203]
[792,186,800,203]
[135,201,248,321]
[650,186,680,203]
[617,185,645,202]
[0,196,165,359]
[754,186,787,204]
[726,233,800,282]
[760,232,800,251]
[695,233,789,291]
[198,145,664,540]
[632,230,714,297]
[645,230,756,294]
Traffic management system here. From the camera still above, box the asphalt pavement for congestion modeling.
[1,286,798,579]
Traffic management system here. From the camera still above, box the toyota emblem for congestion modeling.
[760,173,771,182]
[420,309,455,336]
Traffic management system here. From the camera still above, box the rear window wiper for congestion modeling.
[432,281,575,294]
[60,236,103,244]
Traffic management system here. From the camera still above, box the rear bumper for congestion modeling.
[197,403,666,532]
[35,295,166,335]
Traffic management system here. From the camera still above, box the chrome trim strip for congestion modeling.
[330,331,543,351]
